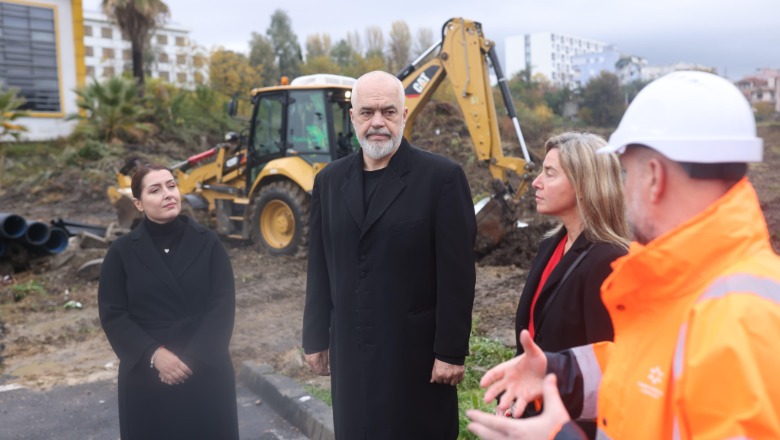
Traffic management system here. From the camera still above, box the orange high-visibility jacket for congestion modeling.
[556,178,780,439]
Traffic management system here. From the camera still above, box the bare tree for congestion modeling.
[414,27,435,57]
[387,20,412,73]
[364,26,384,59]
[306,33,332,60]
[346,30,362,56]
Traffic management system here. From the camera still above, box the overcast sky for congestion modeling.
[84,0,778,81]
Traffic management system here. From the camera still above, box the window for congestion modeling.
[194,71,204,84]
[193,55,204,68]
[86,65,95,77]
[85,46,93,57]
[175,36,185,46]
[177,72,187,83]
[103,48,115,59]
[176,54,186,65]
[159,53,169,63]
[103,66,115,77]
[122,49,131,60]
[0,3,61,112]
[159,71,169,81]
[156,34,167,45]
[101,27,112,38]
[84,25,92,37]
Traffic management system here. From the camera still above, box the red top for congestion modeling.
[529,234,568,338]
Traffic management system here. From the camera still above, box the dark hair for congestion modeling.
[131,164,171,199]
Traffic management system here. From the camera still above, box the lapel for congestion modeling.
[341,152,365,229]
[170,216,207,280]
[360,138,410,240]
[533,228,592,332]
[129,219,184,298]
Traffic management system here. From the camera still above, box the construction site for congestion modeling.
[0,103,777,395]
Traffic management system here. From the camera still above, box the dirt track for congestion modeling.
[1,124,778,390]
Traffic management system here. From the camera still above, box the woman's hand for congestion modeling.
[152,347,193,385]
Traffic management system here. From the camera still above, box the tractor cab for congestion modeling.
[246,74,359,184]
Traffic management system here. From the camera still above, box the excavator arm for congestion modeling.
[397,17,536,252]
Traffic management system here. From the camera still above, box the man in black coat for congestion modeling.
[302,71,477,439]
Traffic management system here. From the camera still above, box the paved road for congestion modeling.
[0,379,307,440]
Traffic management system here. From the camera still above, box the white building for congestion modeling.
[571,47,647,88]
[83,9,208,88]
[505,32,608,89]
[0,0,85,140]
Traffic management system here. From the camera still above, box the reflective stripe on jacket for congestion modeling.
[557,178,780,439]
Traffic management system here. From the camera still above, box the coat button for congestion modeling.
[616,304,626,311]
[602,417,607,426]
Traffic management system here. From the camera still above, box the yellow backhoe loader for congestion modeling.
[107,17,535,255]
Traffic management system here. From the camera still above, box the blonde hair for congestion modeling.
[544,132,630,249]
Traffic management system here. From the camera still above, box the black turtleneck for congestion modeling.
[144,216,186,266]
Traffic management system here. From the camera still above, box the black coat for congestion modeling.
[303,139,477,439]
[98,216,238,440]
[515,228,624,354]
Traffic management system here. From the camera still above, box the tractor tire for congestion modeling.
[250,181,310,256]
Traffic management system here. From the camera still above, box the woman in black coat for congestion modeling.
[513,132,630,438]
[98,164,238,440]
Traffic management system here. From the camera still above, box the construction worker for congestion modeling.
[466,71,780,439]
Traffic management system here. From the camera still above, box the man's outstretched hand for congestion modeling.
[467,373,571,439]
[481,330,548,417]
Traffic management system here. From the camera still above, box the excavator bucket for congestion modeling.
[474,196,513,255]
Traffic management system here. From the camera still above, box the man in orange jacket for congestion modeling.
[467,71,780,439]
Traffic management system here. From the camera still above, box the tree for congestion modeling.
[267,10,302,79]
[209,49,263,98]
[346,30,362,56]
[305,33,332,59]
[579,71,624,127]
[387,20,412,73]
[414,27,435,58]
[0,85,28,140]
[102,0,169,94]
[364,26,385,59]
[68,76,154,143]
[249,32,278,87]
[331,39,357,69]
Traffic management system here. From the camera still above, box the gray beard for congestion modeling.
[359,126,404,161]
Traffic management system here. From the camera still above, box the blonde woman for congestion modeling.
[513,132,629,438]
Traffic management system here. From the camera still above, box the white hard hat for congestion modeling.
[601,71,763,163]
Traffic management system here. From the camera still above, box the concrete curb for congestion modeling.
[241,362,334,440]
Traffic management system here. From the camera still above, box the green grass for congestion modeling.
[458,335,516,439]
[10,280,47,301]
[302,383,332,406]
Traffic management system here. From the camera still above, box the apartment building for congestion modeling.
[571,46,646,88]
[505,32,607,89]
[83,9,208,88]
[0,0,85,140]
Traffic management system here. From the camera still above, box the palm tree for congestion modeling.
[101,0,169,94]
[0,85,28,140]
[68,76,154,143]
